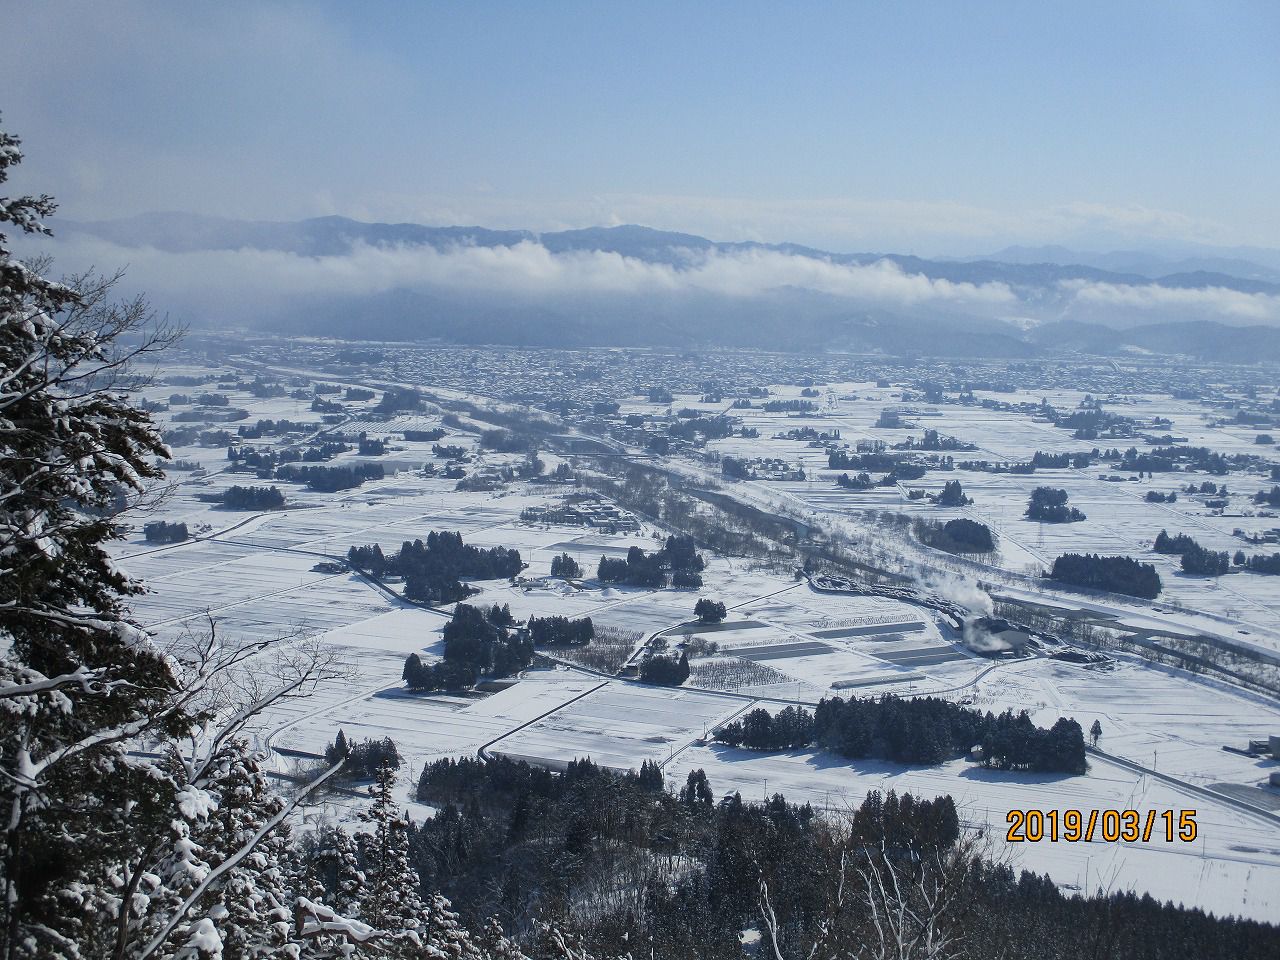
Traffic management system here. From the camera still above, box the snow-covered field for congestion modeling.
[116,361,1280,923]
[690,384,1280,647]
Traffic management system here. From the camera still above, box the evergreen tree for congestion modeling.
[694,598,728,623]
[937,479,971,506]
[0,118,183,957]
[1026,487,1086,523]
[528,615,594,647]
[679,769,714,810]
[671,569,703,588]
[356,761,493,958]
[639,652,689,686]
[1050,552,1162,599]
[326,728,351,764]
[307,826,366,918]
[187,742,296,959]
[403,653,430,689]
[637,759,665,792]
[550,552,581,578]
[359,763,426,936]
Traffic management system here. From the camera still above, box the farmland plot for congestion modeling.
[258,668,605,764]
[488,681,746,772]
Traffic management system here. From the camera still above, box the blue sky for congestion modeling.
[3,0,1277,254]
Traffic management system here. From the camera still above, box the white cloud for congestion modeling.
[30,235,1017,309]
[22,232,1280,331]
[1057,278,1280,323]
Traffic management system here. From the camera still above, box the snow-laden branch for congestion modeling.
[134,760,347,960]
[758,877,788,960]
[292,898,380,944]
[0,666,125,702]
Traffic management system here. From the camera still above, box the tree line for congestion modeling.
[403,754,1274,960]
[914,517,995,556]
[234,416,321,438]
[402,607,599,691]
[403,428,446,442]
[1050,552,1163,598]
[829,450,899,471]
[323,731,403,781]
[1154,529,1230,575]
[227,439,349,469]
[222,484,286,509]
[527,615,595,647]
[639,651,691,685]
[143,519,189,543]
[667,415,734,443]
[1118,444,1234,474]
[276,461,385,492]
[716,696,1087,773]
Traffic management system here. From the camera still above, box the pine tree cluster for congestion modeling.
[1026,486,1087,523]
[596,536,704,588]
[409,755,1274,960]
[222,484,286,509]
[275,461,385,492]
[403,604,532,691]
[1051,552,1163,598]
[526,615,594,647]
[324,731,403,780]
[143,520,190,544]
[717,697,1087,773]
[549,552,581,578]
[639,651,690,685]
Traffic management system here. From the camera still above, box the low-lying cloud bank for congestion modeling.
[1056,277,1280,322]
[21,234,1280,328]
[31,235,1016,307]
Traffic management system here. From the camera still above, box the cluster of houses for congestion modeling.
[521,497,640,532]
[1235,527,1280,545]
[725,456,806,481]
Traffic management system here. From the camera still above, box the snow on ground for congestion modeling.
[489,680,746,771]
[120,362,1280,924]
[256,667,606,764]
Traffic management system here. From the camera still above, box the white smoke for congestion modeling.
[962,619,1011,654]
[922,572,994,617]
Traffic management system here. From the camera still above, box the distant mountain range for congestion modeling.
[38,213,1280,362]
[969,244,1280,285]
